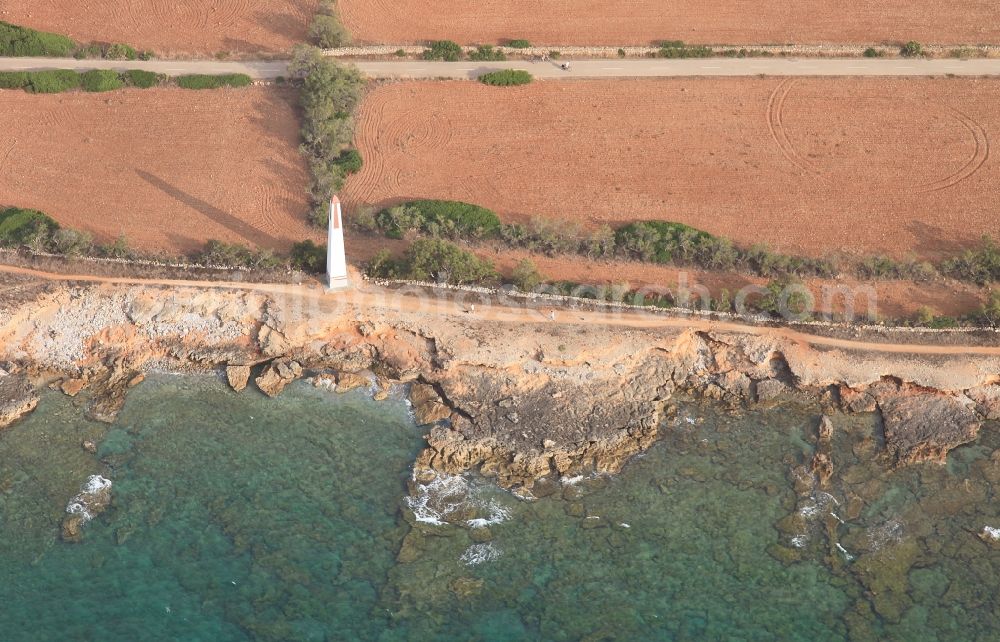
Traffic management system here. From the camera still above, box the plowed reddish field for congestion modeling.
[0,87,315,253]
[339,0,1000,46]
[343,78,1000,260]
[4,0,317,55]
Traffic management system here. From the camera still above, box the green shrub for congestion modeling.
[511,258,544,291]
[123,69,164,88]
[469,45,506,61]
[105,43,138,60]
[50,228,93,256]
[979,290,1000,327]
[0,21,76,57]
[26,70,80,93]
[98,234,133,259]
[479,69,532,86]
[366,249,398,278]
[506,39,531,49]
[290,240,327,272]
[333,148,363,174]
[863,47,883,58]
[940,237,1000,285]
[394,48,406,57]
[901,41,923,57]
[548,50,561,60]
[80,69,124,92]
[199,239,282,268]
[399,238,496,284]
[310,14,351,48]
[617,48,626,58]
[376,200,502,240]
[422,40,463,61]
[176,73,252,89]
[614,221,714,263]
[0,207,59,246]
[73,43,103,60]
[0,71,30,89]
[657,42,713,58]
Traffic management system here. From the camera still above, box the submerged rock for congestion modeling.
[0,373,39,429]
[880,395,981,466]
[62,475,113,543]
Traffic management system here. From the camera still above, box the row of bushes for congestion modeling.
[0,21,149,60]
[359,199,1000,287]
[0,69,250,93]
[362,200,837,279]
[0,207,330,272]
[367,239,497,285]
[289,46,366,227]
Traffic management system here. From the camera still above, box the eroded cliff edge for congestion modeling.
[1,280,999,493]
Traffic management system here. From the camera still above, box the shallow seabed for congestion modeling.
[0,373,998,641]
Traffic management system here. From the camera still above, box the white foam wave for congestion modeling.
[405,474,470,525]
[64,475,112,523]
[466,499,511,528]
[460,543,502,566]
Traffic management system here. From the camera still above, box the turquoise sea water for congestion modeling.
[1,374,999,640]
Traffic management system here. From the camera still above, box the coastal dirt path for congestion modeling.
[2,263,999,357]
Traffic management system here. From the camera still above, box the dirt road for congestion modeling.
[4,57,1000,79]
[3,263,998,357]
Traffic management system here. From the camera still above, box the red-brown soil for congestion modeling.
[339,0,1000,46]
[0,87,317,254]
[344,78,1000,261]
[3,0,317,56]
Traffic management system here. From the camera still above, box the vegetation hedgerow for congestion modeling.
[123,69,165,88]
[0,207,60,247]
[375,200,503,240]
[310,0,351,48]
[26,69,81,93]
[288,45,366,226]
[386,238,497,284]
[80,69,125,92]
[0,71,30,89]
[0,21,75,57]
[469,45,506,61]
[104,43,138,60]
[505,39,531,49]
[479,69,532,86]
[176,73,252,89]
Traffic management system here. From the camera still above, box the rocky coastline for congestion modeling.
[1,281,999,496]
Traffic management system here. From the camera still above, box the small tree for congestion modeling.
[309,0,351,48]
[980,290,1000,327]
[51,228,93,256]
[511,258,544,291]
[290,240,327,272]
[901,41,923,57]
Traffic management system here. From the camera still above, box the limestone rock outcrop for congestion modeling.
[0,372,38,429]
[879,394,981,466]
[255,359,302,397]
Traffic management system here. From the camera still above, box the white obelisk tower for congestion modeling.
[327,195,349,290]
